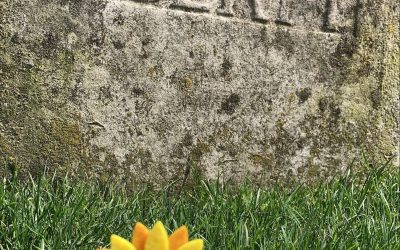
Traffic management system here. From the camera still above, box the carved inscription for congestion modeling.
[172,0,210,12]
[130,0,357,34]
[276,0,293,25]
[217,0,268,21]
[326,0,340,31]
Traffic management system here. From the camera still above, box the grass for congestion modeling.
[0,160,399,249]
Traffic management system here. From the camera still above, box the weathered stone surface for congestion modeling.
[0,0,398,184]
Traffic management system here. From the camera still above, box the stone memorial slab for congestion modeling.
[0,0,398,184]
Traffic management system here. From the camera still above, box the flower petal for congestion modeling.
[144,221,169,250]
[177,239,204,250]
[131,222,149,250]
[169,226,189,250]
[111,234,136,250]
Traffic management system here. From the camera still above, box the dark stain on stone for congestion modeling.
[191,140,211,162]
[182,132,193,147]
[86,1,107,52]
[99,85,112,100]
[142,38,151,46]
[189,51,194,58]
[112,40,125,49]
[297,137,306,149]
[337,35,357,57]
[318,97,329,112]
[329,105,341,122]
[370,87,382,109]
[260,26,267,44]
[171,144,185,158]
[274,28,295,54]
[43,32,58,46]
[11,33,20,44]
[132,87,145,96]
[89,33,104,48]
[221,57,233,79]
[113,13,125,25]
[136,129,143,136]
[317,97,341,124]
[356,61,373,77]
[64,50,76,64]
[69,84,81,103]
[42,32,59,56]
[220,93,240,115]
[329,34,356,67]
[296,88,312,104]
[228,147,238,157]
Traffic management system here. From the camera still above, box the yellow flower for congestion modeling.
[100,221,204,250]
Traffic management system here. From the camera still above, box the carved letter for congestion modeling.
[276,0,293,26]
[326,0,339,31]
[217,0,271,21]
[171,0,211,12]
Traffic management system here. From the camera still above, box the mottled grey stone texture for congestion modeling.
[0,0,398,185]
